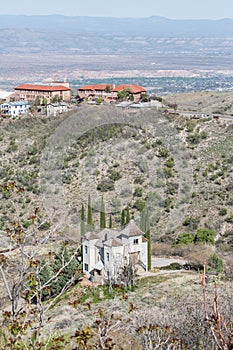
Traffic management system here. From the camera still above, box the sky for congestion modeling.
[1,0,233,19]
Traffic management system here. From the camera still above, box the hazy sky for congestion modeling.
[1,0,233,19]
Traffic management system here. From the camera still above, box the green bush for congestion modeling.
[108,168,122,181]
[133,199,146,212]
[182,216,199,230]
[134,176,144,184]
[38,221,51,231]
[219,208,227,216]
[134,187,143,197]
[158,147,169,158]
[175,232,194,245]
[194,228,216,245]
[207,253,224,273]
[39,246,82,300]
[225,214,233,223]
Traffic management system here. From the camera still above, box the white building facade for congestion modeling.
[82,221,148,283]
[46,102,69,117]
[0,101,31,117]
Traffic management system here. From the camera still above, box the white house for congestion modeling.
[0,101,31,117]
[46,102,69,117]
[82,220,148,283]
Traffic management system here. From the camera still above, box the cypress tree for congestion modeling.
[140,207,152,270]
[109,214,113,229]
[120,209,125,228]
[80,203,85,235]
[125,206,130,224]
[100,197,106,229]
[87,194,93,230]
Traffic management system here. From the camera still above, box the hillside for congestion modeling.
[0,103,232,246]
[0,100,233,348]
[164,90,233,115]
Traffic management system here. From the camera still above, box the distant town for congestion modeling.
[0,80,165,118]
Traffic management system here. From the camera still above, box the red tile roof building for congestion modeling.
[78,84,147,103]
[14,83,71,103]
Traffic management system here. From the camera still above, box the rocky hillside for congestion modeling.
[0,103,232,250]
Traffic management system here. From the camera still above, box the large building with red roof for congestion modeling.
[14,82,71,104]
[78,84,147,103]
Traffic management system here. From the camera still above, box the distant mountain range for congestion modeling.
[1,15,233,37]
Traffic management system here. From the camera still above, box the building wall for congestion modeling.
[14,89,70,103]
[0,103,30,117]
[82,233,148,277]
[47,104,68,117]
[82,239,99,274]
[78,89,145,103]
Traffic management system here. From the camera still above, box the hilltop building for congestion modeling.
[47,102,69,117]
[82,220,148,284]
[78,84,147,103]
[0,101,31,117]
[14,82,71,104]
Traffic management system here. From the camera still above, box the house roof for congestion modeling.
[95,228,121,248]
[1,101,30,107]
[48,102,68,107]
[15,84,71,92]
[83,221,144,247]
[78,84,146,94]
[78,84,115,91]
[91,260,104,271]
[83,232,100,241]
[121,220,144,237]
[113,84,147,94]
[104,238,123,247]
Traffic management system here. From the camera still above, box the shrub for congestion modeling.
[97,178,115,192]
[133,199,146,212]
[182,216,199,230]
[158,147,169,158]
[134,187,143,197]
[134,176,144,184]
[175,232,194,245]
[194,228,216,245]
[207,253,224,273]
[225,214,233,223]
[108,168,122,181]
[219,208,227,216]
[163,262,183,270]
[38,221,51,231]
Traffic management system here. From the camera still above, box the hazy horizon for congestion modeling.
[1,0,233,20]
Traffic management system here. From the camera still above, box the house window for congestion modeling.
[106,252,110,261]
[84,245,88,254]
[133,239,139,244]
[115,253,121,261]
[84,263,88,271]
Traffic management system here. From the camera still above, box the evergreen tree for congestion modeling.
[87,194,93,230]
[100,197,106,229]
[125,206,130,224]
[120,209,125,228]
[39,260,53,300]
[140,207,152,270]
[34,96,41,106]
[39,246,81,300]
[80,203,85,235]
[109,214,113,229]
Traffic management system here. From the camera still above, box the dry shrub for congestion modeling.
[182,244,215,265]
[152,243,179,257]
